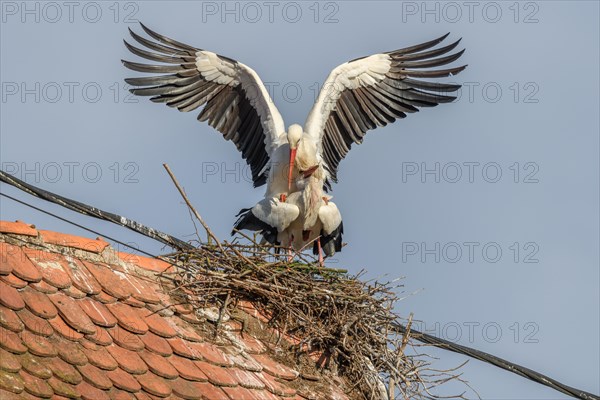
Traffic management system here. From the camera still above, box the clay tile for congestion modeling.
[4,246,41,283]
[140,310,177,338]
[81,261,132,300]
[124,297,146,308]
[133,391,153,400]
[22,249,71,289]
[48,336,88,366]
[228,352,263,373]
[222,385,264,400]
[188,382,230,400]
[139,332,172,357]
[0,348,20,373]
[252,354,299,380]
[106,302,148,334]
[0,307,24,332]
[84,326,112,346]
[62,286,87,299]
[106,368,142,393]
[21,330,58,357]
[119,253,173,274]
[20,353,52,379]
[21,286,58,319]
[78,380,111,400]
[92,291,118,304]
[167,355,207,382]
[106,345,148,375]
[0,370,24,394]
[38,230,109,253]
[0,282,25,311]
[0,221,37,236]
[49,316,84,342]
[110,388,138,400]
[107,325,145,352]
[77,363,113,390]
[80,345,118,371]
[19,369,54,398]
[194,361,238,387]
[78,297,117,328]
[0,327,27,354]
[188,342,232,367]
[237,334,267,354]
[31,280,58,294]
[48,292,96,334]
[0,388,21,399]
[0,274,27,289]
[257,372,297,397]
[179,312,203,325]
[135,372,172,398]
[62,257,102,295]
[46,356,83,385]
[17,308,53,336]
[173,304,193,315]
[0,243,28,277]
[227,368,266,390]
[138,351,178,379]
[171,322,204,343]
[167,337,197,359]
[47,375,80,398]
[169,377,202,400]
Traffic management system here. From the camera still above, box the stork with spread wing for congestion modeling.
[122,23,466,262]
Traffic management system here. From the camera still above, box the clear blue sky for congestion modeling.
[1,1,598,398]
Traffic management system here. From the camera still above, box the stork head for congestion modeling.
[287,124,303,191]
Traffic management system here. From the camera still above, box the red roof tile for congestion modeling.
[0,220,38,236]
[0,221,351,400]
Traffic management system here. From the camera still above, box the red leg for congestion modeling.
[287,234,294,262]
[317,237,324,267]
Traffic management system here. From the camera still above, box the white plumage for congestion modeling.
[123,23,466,263]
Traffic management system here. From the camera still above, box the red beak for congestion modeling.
[288,148,297,192]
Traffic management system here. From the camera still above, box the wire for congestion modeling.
[393,323,599,400]
[1,192,161,260]
[0,170,194,251]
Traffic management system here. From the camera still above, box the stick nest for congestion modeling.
[160,238,467,400]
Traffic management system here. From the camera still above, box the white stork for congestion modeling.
[122,23,466,262]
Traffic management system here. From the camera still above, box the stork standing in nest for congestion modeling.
[123,23,466,264]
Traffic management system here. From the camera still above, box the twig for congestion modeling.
[163,163,224,253]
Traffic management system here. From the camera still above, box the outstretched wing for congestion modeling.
[304,33,466,187]
[123,23,286,187]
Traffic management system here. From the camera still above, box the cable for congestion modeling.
[0,170,194,251]
[1,192,161,260]
[392,323,599,400]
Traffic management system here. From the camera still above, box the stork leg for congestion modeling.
[287,234,294,263]
[317,237,324,267]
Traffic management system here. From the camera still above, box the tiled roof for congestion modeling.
[0,220,350,400]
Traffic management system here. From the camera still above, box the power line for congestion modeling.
[393,323,599,400]
[0,171,194,251]
[1,192,161,260]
